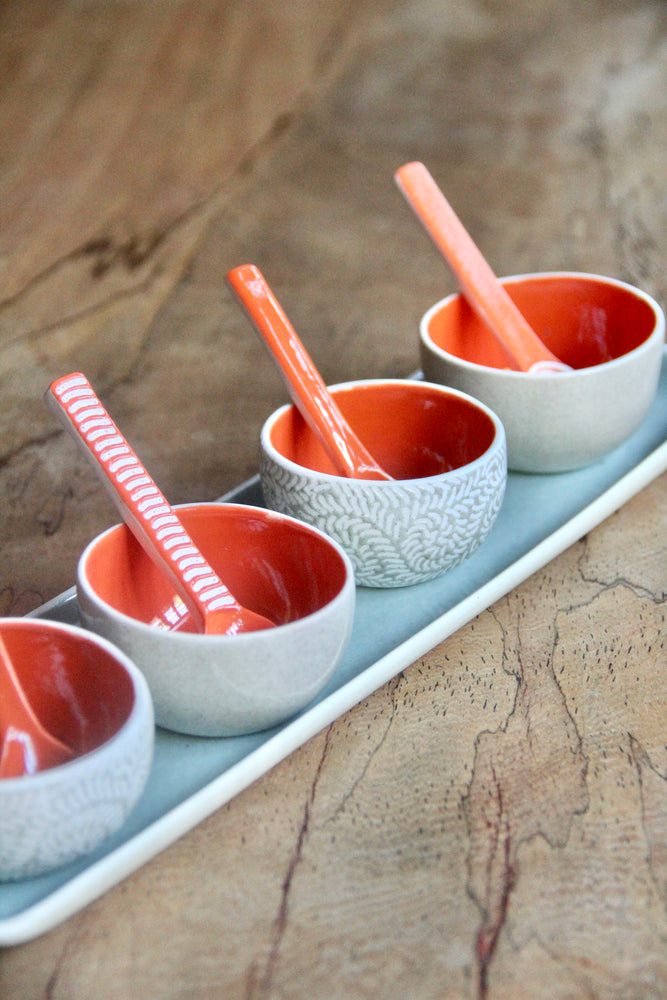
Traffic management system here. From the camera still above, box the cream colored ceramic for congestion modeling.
[260,378,507,588]
[0,619,153,881]
[420,272,665,472]
[77,503,356,737]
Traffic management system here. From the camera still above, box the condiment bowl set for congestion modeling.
[3,160,664,883]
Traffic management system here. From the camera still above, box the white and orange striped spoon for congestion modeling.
[46,373,273,635]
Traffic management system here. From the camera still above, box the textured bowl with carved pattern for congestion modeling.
[0,618,153,881]
[260,379,507,588]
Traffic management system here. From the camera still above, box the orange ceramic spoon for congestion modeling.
[227,264,392,481]
[394,161,570,374]
[0,629,75,778]
[46,373,274,635]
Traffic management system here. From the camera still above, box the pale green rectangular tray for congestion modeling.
[1,353,666,945]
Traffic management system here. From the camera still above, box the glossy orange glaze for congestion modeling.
[269,381,497,478]
[83,505,349,629]
[0,623,135,756]
[426,275,658,370]
[227,265,392,480]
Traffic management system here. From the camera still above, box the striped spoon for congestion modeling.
[46,373,274,635]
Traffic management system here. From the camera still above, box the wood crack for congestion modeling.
[474,767,516,1000]
[0,108,299,347]
[326,672,403,824]
[252,726,333,999]
[464,610,589,998]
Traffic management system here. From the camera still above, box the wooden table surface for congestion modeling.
[1,1,666,996]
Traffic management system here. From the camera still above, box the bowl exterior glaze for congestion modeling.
[77,504,356,737]
[260,380,507,588]
[420,272,665,473]
[0,620,154,882]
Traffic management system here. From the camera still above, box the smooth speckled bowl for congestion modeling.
[77,503,355,737]
[0,618,153,881]
[420,272,665,472]
[260,378,507,588]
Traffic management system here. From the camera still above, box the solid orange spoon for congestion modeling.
[46,373,274,635]
[394,161,570,374]
[227,264,393,480]
[0,629,75,778]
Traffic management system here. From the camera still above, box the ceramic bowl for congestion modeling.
[420,272,665,473]
[0,618,153,881]
[77,503,355,737]
[260,378,507,588]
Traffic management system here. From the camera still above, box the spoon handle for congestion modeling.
[395,161,569,373]
[227,264,392,481]
[46,373,254,634]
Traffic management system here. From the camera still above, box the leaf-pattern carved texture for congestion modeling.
[260,443,507,587]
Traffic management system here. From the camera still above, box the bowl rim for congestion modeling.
[260,377,506,485]
[0,618,153,790]
[419,270,666,379]
[77,502,356,641]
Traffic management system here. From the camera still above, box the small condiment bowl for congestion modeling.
[260,378,507,588]
[420,272,665,472]
[0,618,153,881]
[77,503,355,737]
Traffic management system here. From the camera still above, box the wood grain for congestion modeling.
[0,0,666,996]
